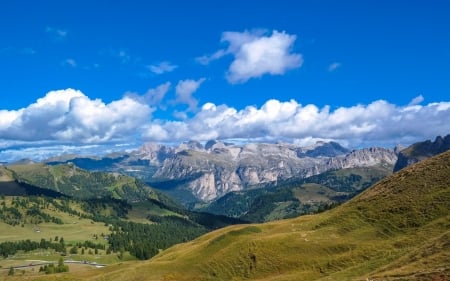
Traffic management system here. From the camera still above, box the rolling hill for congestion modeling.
[23,149,450,280]
[0,163,243,266]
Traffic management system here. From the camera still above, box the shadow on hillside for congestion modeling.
[0,180,68,198]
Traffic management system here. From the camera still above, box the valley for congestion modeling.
[0,136,449,280]
[0,163,243,278]
[1,141,447,280]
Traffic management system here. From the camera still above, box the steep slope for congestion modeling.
[38,149,449,281]
[394,134,450,171]
[0,166,26,195]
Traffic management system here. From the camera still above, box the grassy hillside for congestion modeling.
[22,150,449,280]
[0,163,243,275]
[6,163,162,202]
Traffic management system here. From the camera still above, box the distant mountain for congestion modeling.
[147,141,397,203]
[51,147,450,280]
[47,140,398,204]
[295,141,350,157]
[393,134,450,172]
[197,165,392,222]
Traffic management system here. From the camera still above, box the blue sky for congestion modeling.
[1,0,450,161]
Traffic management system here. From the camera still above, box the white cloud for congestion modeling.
[62,58,77,67]
[198,30,302,83]
[2,90,450,162]
[174,78,206,111]
[0,89,152,144]
[225,30,303,83]
[145,82,171,106]
[328,62,341,72]
[148,61,178,74]
[195,49,227,65]
[0,142,139,163]
[125,82,171,107]
[408,95,424,106]
[142,98,450,147]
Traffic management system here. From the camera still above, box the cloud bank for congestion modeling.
[1,90,449,161]
[143,97,450,147]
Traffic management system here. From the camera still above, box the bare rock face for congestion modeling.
[136,143,175,164]
[393,134,450,172]
[327,147,399,170]
[140,140,398,202]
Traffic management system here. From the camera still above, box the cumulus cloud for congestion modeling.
[197,30,302,83]
[148,61,178,74]
[328,62,341,72]
[142,98,450,147]
[0,89,152,144]
[2,90,450,162]
[174,78,206,111]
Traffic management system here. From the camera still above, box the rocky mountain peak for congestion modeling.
[393,134,450,172]
[135,143,175,164]
[205,140,229,152]
[296,141,350,157]
[394,144,405,154]
[176,140,204,152]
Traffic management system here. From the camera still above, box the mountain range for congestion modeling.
[13,140,450,281]
[47,140,399,205]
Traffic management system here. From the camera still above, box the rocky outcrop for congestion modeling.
[393,134,450,172]
[135,143,175,164]
[142,141,397,202]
